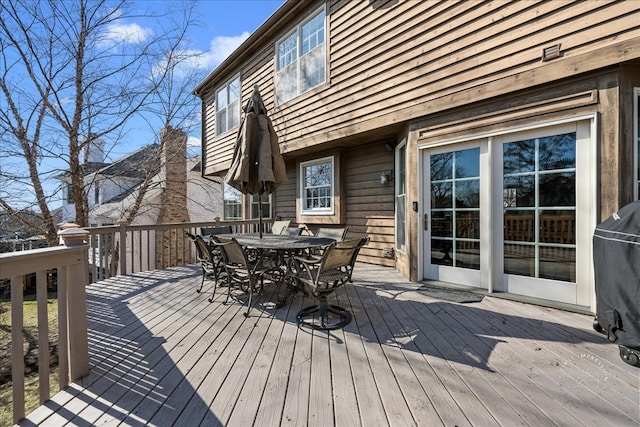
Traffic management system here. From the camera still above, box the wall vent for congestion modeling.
[542,44,562,62]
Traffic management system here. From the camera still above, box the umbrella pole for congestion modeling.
[259,199,263,238]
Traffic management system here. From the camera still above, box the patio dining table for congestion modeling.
[214,233,335,251]
[205,233,336,306]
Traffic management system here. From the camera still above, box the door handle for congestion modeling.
[424,213,429,231]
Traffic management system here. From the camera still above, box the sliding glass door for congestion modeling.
[422,120,594,307]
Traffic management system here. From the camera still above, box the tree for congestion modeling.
[0,0,202,245]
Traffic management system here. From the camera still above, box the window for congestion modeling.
[251,194,271,219]
[216,76,240,135]
[275,8,326,104]
[300,156,333,214]
[66,183,74,204]
[94,183,100,205]
[396,143,407,252]
[431,147,481,270]
[223,182,242,220]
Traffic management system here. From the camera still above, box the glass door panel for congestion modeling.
[429,147,481,274]
[503,132,577,284]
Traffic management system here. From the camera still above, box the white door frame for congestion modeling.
[417,114,597,309]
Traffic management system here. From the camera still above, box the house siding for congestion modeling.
[196,0,640,310]
[343,142,395,267]
[201,0,640,176]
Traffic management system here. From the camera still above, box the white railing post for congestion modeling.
[118,219,128,276]
[66,251,89,381]
[10,273,25,424]
[58,227,90,381]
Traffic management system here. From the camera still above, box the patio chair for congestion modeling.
[270,220,291,235]
[209,236,266,317]
[315,227,348,241]
[201,225,232,236]
[281,226,303,236]
[185,232,224,294]
[290,236,369,330]
[306,227,349,258]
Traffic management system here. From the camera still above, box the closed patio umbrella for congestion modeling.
[225,85,287,237]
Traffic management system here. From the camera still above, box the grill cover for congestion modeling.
[593,201,640,348]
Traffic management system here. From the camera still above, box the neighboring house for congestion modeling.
[0,210,54,253]
[73,144,161,226]
[88,153,222,227]
[193,1,640,313]
[60,128,222,226]
[59,127,222,273]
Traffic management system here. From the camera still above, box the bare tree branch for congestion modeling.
[0,0,202,245]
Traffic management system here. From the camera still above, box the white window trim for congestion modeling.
[634,87,639,201]
[250,193,272,219]
[300,156,335,215]
[275,5,326,105]
[395,140,407,253]
[223,181,243,220]
[215,74,241,136]
[417,113,599,309]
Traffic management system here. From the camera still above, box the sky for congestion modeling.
[119,0,286,156]
[189,0,284,57]
[1,0,285,210]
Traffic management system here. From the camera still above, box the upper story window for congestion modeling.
[300,156,333,214]
[216,75,240,135]
[275,7,326,105]
[94,183,100,205]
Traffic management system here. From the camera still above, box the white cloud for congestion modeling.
[99,22,153,46]
[187,135,201,148]
[202,32,250,69]
[154,32,250,79]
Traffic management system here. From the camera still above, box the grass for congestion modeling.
[0,294,59,426]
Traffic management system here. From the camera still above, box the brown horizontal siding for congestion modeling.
[203,1,640,175]
[276,0,542,137]
[270,142,396,267]
[273,160,297,221]
[343,142,395,267]
[202,90,217,176]
[279,0,635,143]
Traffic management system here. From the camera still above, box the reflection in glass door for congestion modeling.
[422,121,592,306]
[430,147,481,271]
[503,133,576,283]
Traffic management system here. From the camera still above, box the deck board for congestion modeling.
[22,264,640,427]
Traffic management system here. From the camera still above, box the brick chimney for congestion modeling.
[157,126,190,268]
[158,125,190,224]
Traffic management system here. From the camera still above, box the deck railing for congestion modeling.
[0,243,90,424]
[0,218,266,424]
[86,219,267,281]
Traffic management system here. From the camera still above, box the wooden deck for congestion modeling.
[22,264,639,426]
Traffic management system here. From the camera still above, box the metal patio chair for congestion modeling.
[315,227,348,241]
[210,236,268,317]
[270,220,291,235]
[281,226,303,236]
[306,227,349,258]
[201,225,232,237]
[290,236,369,330]
[185,232,224,294]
